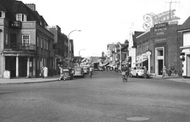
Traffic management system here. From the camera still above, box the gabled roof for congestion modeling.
[178,16,190,32]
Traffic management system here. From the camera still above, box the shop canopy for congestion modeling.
[135,59,147,64]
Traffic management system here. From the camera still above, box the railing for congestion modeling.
[4,43,36,51]
[10,21,22,28]
[18,43,36,51]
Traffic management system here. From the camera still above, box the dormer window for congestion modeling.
[16,13,27,21]
[0,11,5,18]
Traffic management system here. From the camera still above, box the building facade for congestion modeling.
[0,0,54,78]
[135,23,182,75]
[48,25,68,74]
[178,17,190,77]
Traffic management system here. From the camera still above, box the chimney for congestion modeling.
[25,3,36,11]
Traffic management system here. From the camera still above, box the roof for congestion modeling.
[0,4,7,11]
[178,16,190,32]
[0,0,48,26]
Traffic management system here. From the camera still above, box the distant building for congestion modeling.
[129,31,144,68]
[0,0,54,78]
[48,25,68,73]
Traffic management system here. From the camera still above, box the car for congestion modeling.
[83,66,89,74]
[73,67,85,77]
[129,66,151,78]
[62,67,74,80]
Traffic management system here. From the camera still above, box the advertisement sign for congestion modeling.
[143,9,180,31]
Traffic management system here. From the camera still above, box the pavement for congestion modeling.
[0,75,59,85]
[151,75,190,84]
[0,74,189,85]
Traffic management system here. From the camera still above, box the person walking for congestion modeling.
[143,66,148,78]
[43,66,48,78]
[89,66,93,78]
[162,66,167,79]
[58,66,63,81]
[40,66,44,78]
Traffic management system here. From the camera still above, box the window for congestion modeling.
[47,42,49,50]
[41,38,43,48]
[4,33,9,47]
[0,11,5,18]
[16,14,27,21]
[44,39,46,49]
[37,36,39,47]
[157,49,163,56]
[22,35,30,46]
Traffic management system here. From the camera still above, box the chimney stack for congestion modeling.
[25,3,36,11]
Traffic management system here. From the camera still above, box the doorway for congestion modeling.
[19,57,27,77]
[187,55,190,77]
[155,47,164,75]
[5,56,16,78]
[158,59,163,75]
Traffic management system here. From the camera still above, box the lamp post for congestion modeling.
[67,29,81,67]
[78,49,85,67]
[117,42,122,70]
[78,49,85,57]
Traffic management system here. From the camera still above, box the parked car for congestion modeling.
[73,67,85,77]
[62,67,74,80]
[129,67,151,78]
[83,66,89,74]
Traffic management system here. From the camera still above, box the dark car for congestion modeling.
[62,68,74,80]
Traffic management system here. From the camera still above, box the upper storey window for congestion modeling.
[0,11,5,18]
[16,13,27,21]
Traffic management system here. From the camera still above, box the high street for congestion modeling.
[0,71,190,122]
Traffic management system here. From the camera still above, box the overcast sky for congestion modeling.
[21,0,190,57]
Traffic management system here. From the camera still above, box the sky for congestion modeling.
[21,0,190,57]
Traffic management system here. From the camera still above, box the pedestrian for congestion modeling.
[43,66,48,78]
[89,66,93,77]
[58,66,63,81]
[162,66,167,79]
[40,66,44,78]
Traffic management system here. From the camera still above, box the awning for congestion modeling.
[135,59,147,64]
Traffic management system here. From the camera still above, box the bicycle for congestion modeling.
[122,71,129,82]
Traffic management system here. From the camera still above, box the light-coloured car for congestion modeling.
[73,67,85,77]
[83,66,89,74]
[129,67,150,78]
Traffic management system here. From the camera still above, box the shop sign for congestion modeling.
[137,53,148,62]
[143,9,180,31]
[154,38,166,42]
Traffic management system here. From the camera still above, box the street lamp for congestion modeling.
[78,49,85,67]
[117,42,122,70]
[78,49,85,57]
[67,29,81,67]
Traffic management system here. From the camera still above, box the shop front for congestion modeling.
[136,51,151,72]
[2,51,36,78]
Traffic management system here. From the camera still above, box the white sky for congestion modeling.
[21,0,190,57]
